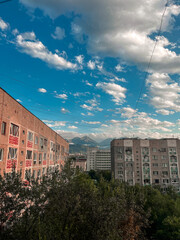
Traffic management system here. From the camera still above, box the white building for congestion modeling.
[87,148,111,171]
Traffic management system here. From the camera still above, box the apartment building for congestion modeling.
[87,147,111,171]
[0,88,69,180]
[111,138,180,191]
[70,154,87,171]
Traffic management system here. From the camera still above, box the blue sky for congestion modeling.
[0,0,180,141]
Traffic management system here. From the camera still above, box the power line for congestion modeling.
[132,0,169,114]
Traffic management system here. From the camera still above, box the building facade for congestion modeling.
[0,88,69,180]
[70,154,87,171]
[87,147,111,171]
[111,138,180,191]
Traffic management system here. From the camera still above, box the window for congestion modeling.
[152,148,157,152]
[152,155,158,160]
[163,179,169,183]
[42,168,46,174]
[28,131,33,141]
[35,136,38,144]
[40,137,43,146]
[8,148,17,159]
[161,155,166,160]
[33,153,37,164]
[162,163,168,167]
[21,151,24,156]
[10,123,19,137]
[20,161,23,166]
[26,150,32,159]
[160,148,166,152]
[1,122,6,135]
[39,153,42,164]
[153,163,158,167]
[153,171,158,175]
[23,130,25,135]
[0,149,3,161]
[22,140,24,144]
[44,153,46,160]
[162,171,168,176]
[44,139,47,147]
[154,179,159,184]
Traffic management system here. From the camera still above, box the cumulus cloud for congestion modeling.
[116,107,137,118]
[16,32,77,70]
[87,60,96,70]
[146,73,180,113]
[51,26,65,40]
[96,82,126,105]
[55,93,68,100]
[0,17,8,31]
[115,64,124,72]
[61,107,70,114]
[83,121,101,125]
[75,55,84,65]
[43,120,66,127]
[16,99,22,103]
[156,109,174,115]
[20,0,180,73]
[68,125,78,129]
[81,98,103,112]
[38,88,47,93]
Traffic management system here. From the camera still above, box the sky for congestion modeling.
[0,0,180,142]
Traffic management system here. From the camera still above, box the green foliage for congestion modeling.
[0,164,180,240]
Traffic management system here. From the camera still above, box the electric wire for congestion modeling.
[133,0,169,114]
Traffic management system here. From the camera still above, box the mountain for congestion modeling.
[99,138,114,148]
[71,136,98,147]
[69,136,113,154]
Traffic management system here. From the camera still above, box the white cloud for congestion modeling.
[38,88,47,93]
[147,73,180,113]
[116,107,137,118]
[156,109,174,115]
[43,120,66,127]
[0,18,8,31]
[16,32,77,70]
[61,107,69,114]
[55,93,68,100]
[96,82,126,105]
[115,64,124,72]
[16,99,22,103]
[87,112,94,116]
[20,0,180,74]
[84,80,93,86]
[81,98,103,112]
[51,26,65,40]
[68,125,78,129]
[83,121,101,125]
[75,55,84,64]
[87,60,95,70]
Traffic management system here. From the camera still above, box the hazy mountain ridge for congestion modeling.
[69,136,112,153]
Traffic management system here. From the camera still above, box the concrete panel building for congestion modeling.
[87,147,111,171]
[0,88,69,180]
[111,138,180,191]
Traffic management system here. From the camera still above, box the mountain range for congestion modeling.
[69,136,114,154]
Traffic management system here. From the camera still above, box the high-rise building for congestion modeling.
[0,88,69,180]
[111,138,180,191]
[87,147,111,171]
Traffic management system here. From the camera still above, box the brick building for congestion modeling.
[0,88,69,180]
[111,138,180,191]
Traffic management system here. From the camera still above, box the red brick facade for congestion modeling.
[0,88,69,180]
